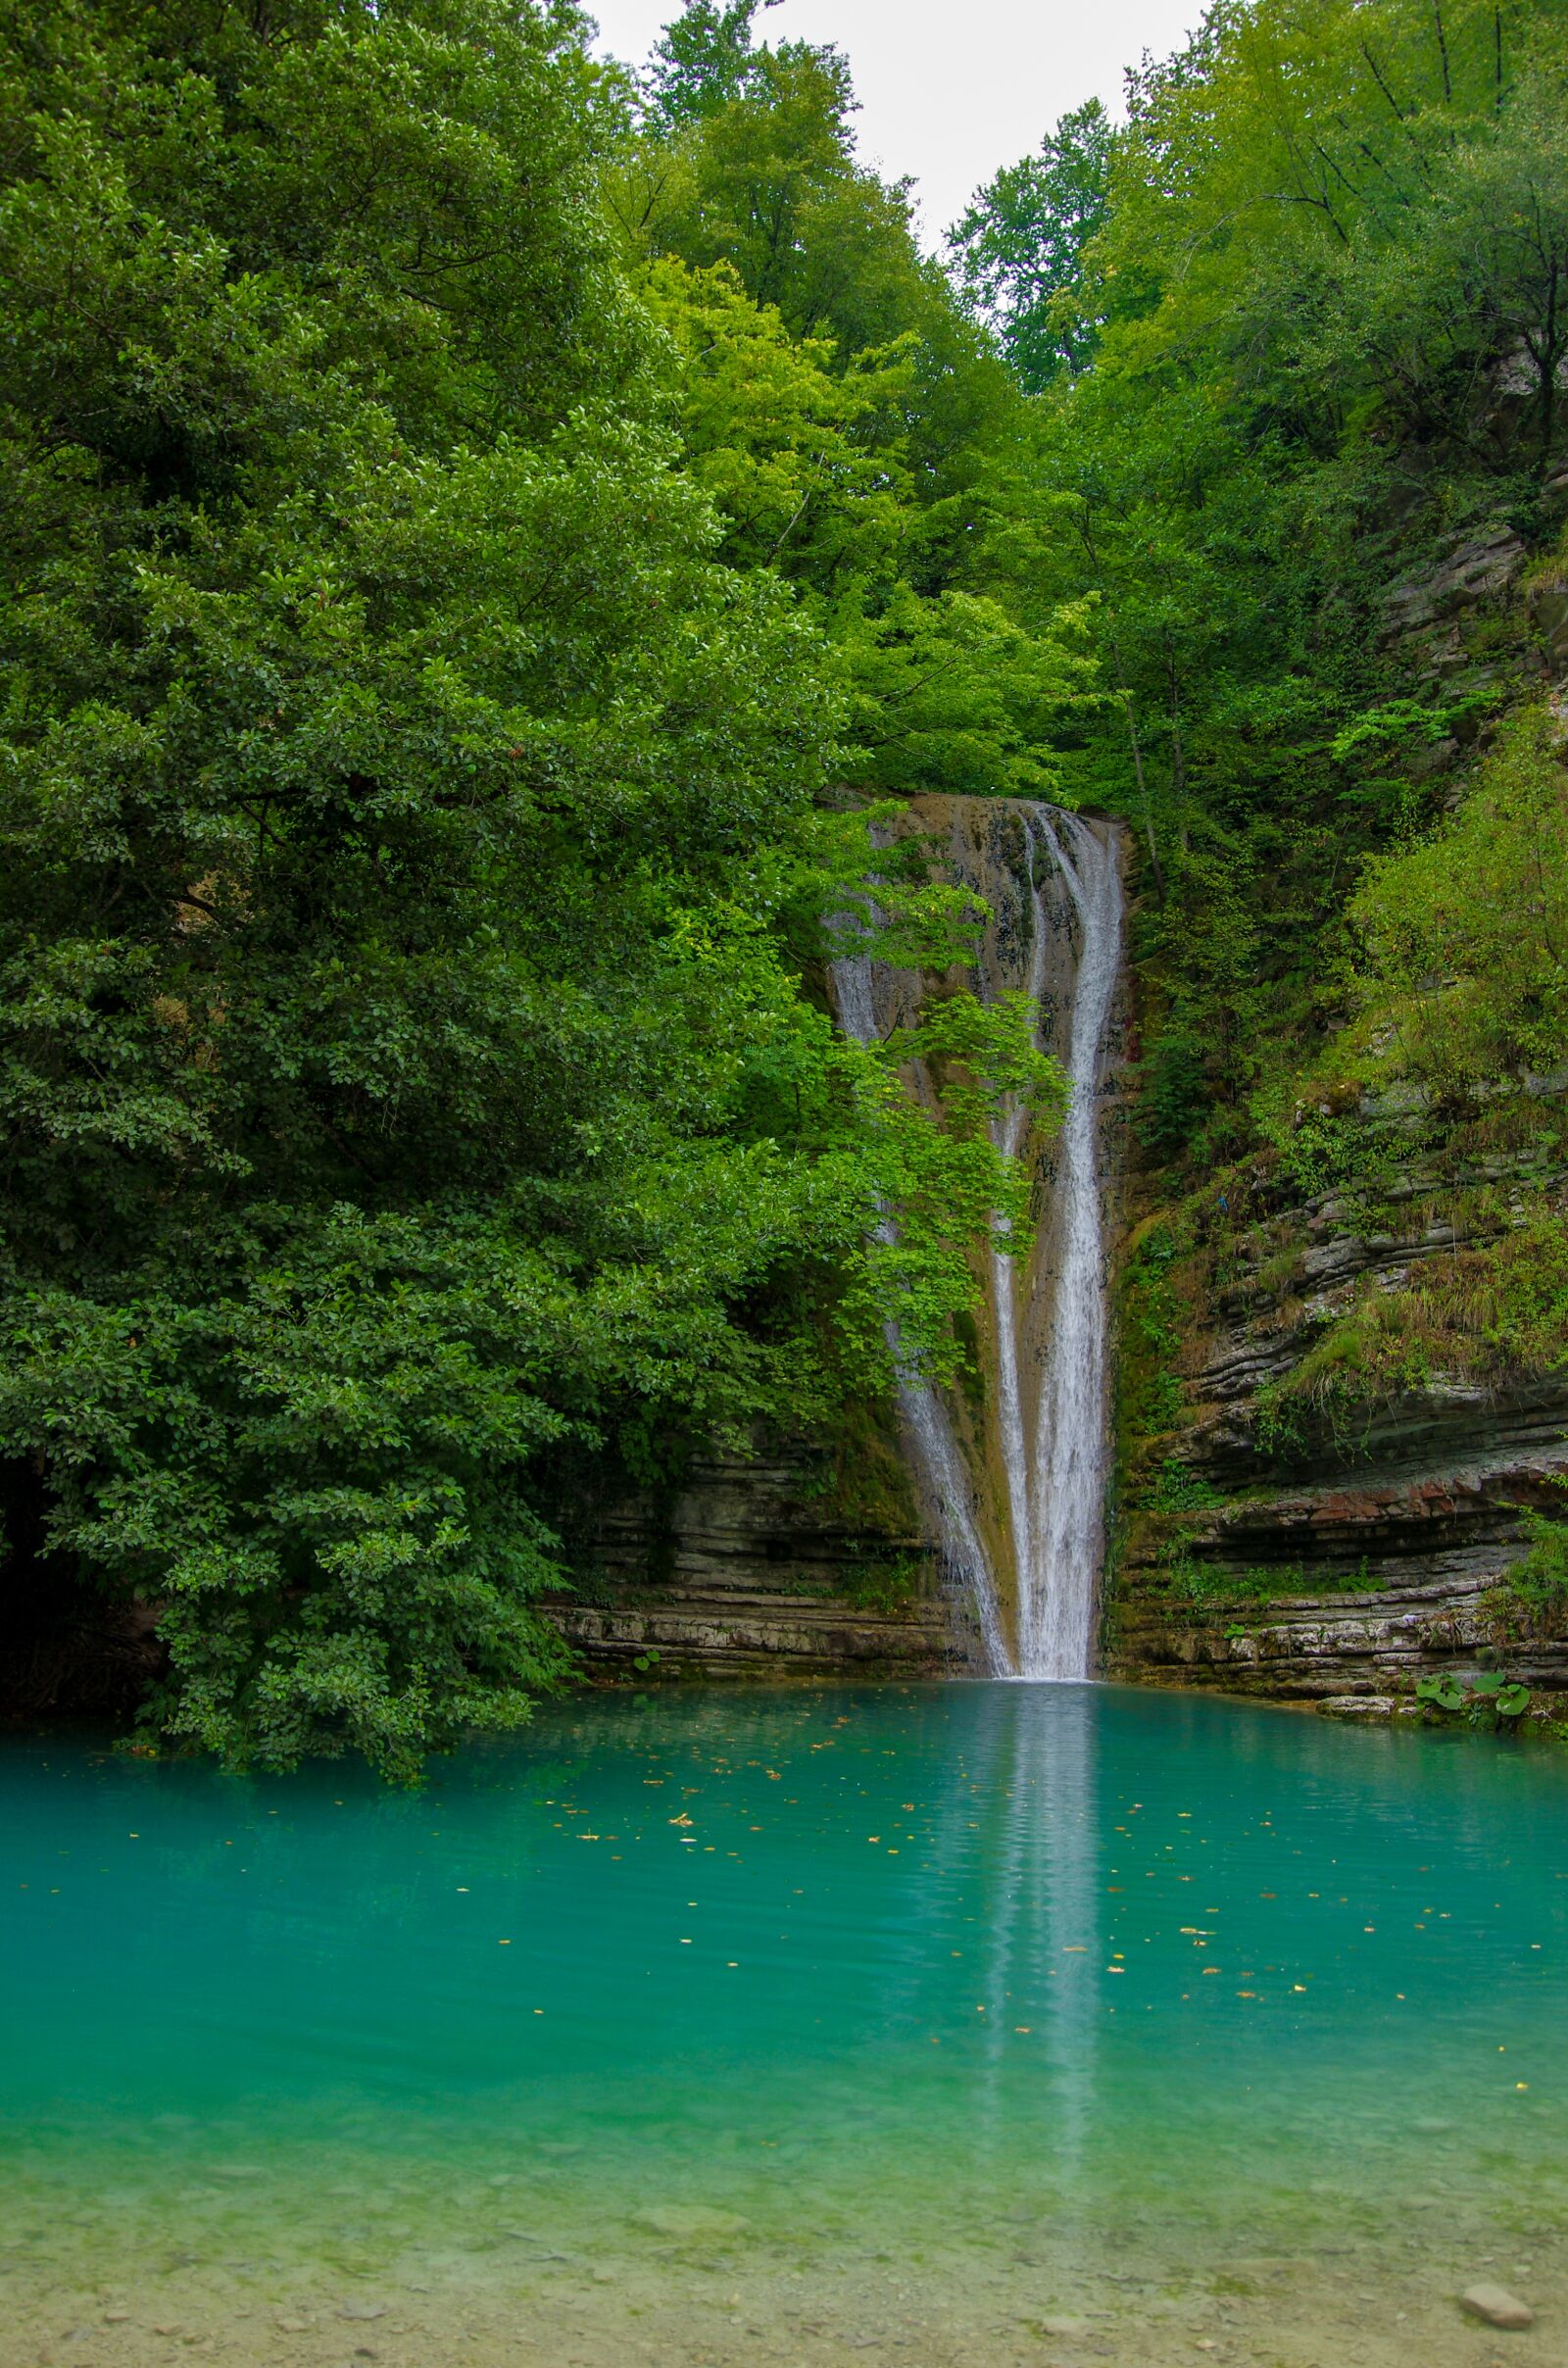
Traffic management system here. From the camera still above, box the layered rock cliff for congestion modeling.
[1105,1164,1568,1715]
[1103,514,1568,1724]
[547,1439,954,1681]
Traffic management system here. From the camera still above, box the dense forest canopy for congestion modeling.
[1,0,1564,1769]
[949,0,1568,1157]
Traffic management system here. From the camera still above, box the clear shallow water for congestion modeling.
[2,1683,1566,2364]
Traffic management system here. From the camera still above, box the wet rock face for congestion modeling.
[1112,1556,1568,1706]
[544,1444,956,1682]
[1380,526,1528,648]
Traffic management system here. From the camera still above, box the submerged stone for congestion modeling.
[632,2205,750,2241]
[1460,2283,1534,2330]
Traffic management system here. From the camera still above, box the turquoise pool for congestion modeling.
[2,1683,1564,2366]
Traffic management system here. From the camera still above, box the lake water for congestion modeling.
[2,1682,1564,2368]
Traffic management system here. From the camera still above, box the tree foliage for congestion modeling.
[0,0,1060,1772]
[957,0,1568,1164]
[1350,710,1568,1083]
[645,0,778,124]
[949,101,1115,389]
[611,6,1096,796]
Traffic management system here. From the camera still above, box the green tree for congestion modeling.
[611,15,1094,795]
[613,35,929,355]
[949,100,1116,389]
[645,0,777,126]
[1309,69,1568,459]
[635,255,911,587]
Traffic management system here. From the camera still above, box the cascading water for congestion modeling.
[1013,808,1124,1680]
[830,799,1123,1682]
[829,951,1012,1670]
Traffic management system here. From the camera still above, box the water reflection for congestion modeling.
[960,1684,1100,2193]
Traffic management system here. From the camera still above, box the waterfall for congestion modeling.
[986,816,1053,1677]
[829,950,1012,1670]
[830,800,1123,1682]
[1015,810,1123,1680]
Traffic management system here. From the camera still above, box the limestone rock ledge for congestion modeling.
[1108,1194,1568,1717]
[543,1447,957,1681]
[1109,1560,1568,1703]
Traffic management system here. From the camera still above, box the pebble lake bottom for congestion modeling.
[1,1683,1564,2368]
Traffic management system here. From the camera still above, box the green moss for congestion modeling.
[951,1308,987,1417]
[1134,1458,1224,1512]
[1252,1198,1568,1462]
[1152,1551,1382,1609]
[819,1395,923,1538]
[1249,1244,1308,1304]
[1483,1488,1568,1640]
[841,1551,930,1616]
[1114,1218,1207,1468]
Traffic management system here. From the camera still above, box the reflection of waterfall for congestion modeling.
[830,800,1122,1679]
[962,1685,1100,2195]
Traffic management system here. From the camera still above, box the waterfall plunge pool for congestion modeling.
[2,1682,1564,2366]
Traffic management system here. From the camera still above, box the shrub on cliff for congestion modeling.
[1350,709,1568,1087]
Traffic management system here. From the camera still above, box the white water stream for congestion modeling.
[829,950,1013,1670]
[1013,809,1124,1678]
[831,802,1122,1682]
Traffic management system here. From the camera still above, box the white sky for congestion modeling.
[584,0,1203,242]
